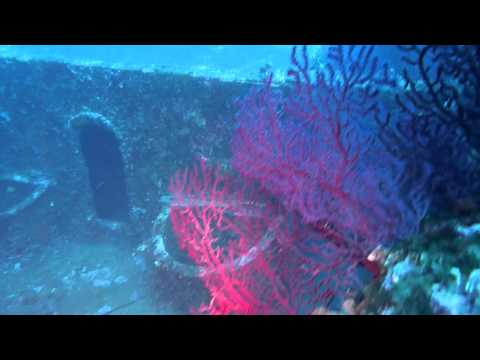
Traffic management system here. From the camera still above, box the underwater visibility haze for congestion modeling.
[1,45,480,315]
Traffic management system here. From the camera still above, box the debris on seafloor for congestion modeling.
[0,171,55,219]
[96,304,113,315]
[61,266,131,290]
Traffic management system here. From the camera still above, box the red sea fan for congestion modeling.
[168,159,296,314]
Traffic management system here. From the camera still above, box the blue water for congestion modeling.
[0,45,408,82]
[0,45,324,82]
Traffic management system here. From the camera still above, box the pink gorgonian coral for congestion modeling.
[169,46,431,314]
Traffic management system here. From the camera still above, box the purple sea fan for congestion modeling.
[232,45,430,252]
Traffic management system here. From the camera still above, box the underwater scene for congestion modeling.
[0,45,479,315]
